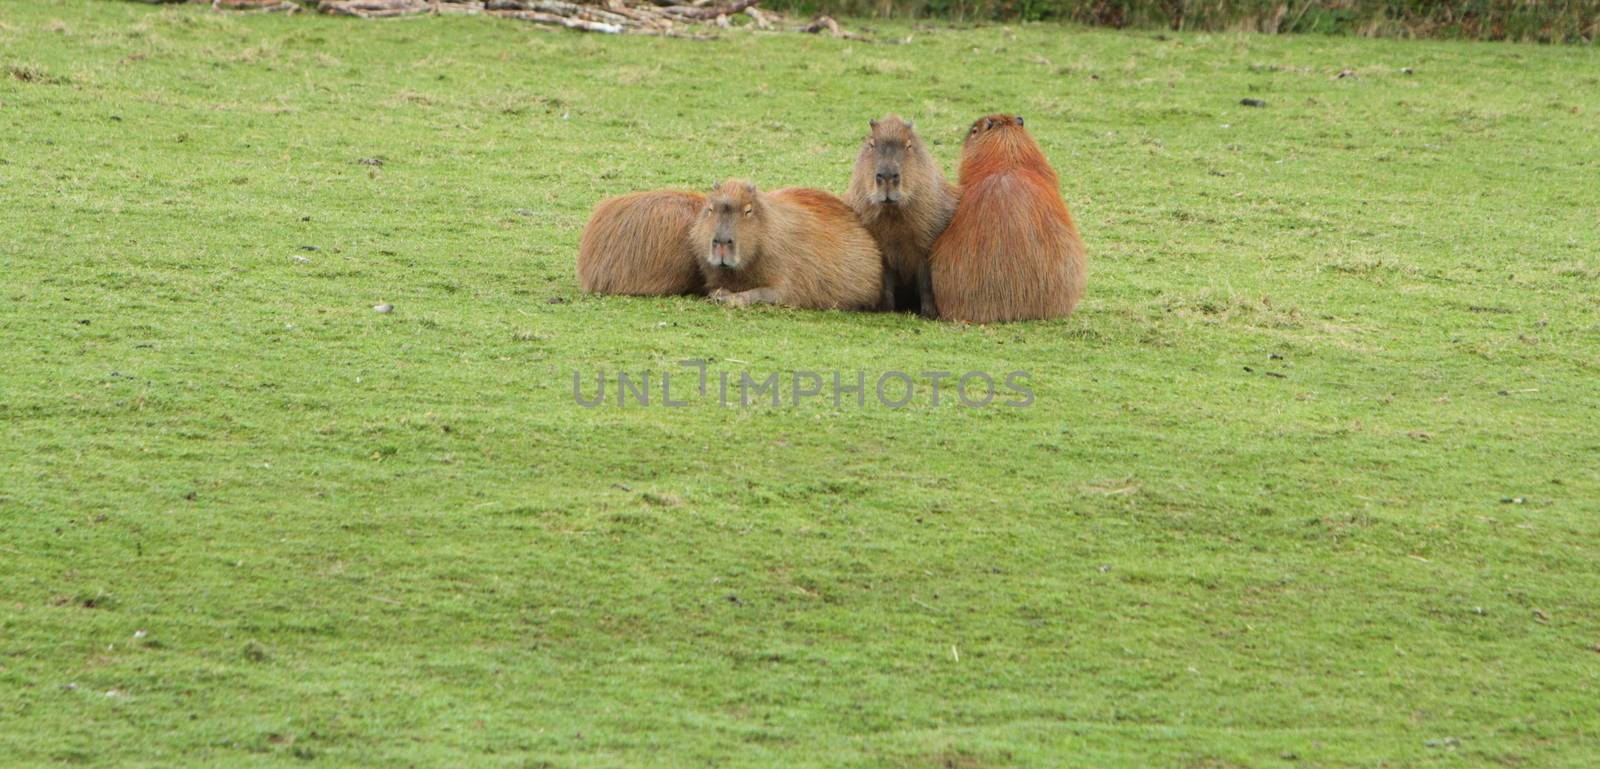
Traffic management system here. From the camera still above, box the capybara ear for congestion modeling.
[712,180,722,192]
[870,118,878,129]
[1016,115,1024,126]
[907,120,915,131]
[742,181,756,194]
[985,118,994,130]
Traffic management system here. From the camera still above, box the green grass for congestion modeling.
[3,2,1599,767]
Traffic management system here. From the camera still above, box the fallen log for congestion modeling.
[431,1,486,14]
[489,9,624,33]
[172,0,872,38]
[658,0,752,20]
[488,0,631,26]
[800,14,867,40]
[209,0,304,10]
[318,0,433,16]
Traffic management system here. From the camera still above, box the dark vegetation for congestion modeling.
[780,0,1599,42]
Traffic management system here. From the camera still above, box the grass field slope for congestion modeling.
[2,2,1598,767]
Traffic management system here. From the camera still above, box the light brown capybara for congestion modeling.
[691,179,881,311]
[929,114,1086,323]
[846,116,960,318]
[576,189,706,296]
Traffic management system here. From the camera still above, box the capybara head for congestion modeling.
[964,113,1025,146]
[854,115,934,207]
[694,179,765,271]
[958,114,1049,180]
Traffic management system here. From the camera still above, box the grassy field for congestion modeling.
[3,2,1599,767]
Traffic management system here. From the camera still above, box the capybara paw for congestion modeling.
[711,289,752,307]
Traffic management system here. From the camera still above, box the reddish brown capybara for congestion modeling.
[846,116,961,318]
[929,115,1086,323]
[576,189,706,296]
[690,179,881,311]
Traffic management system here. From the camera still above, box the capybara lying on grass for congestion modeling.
[577,189,705,296]
[691,179,881,311]
[846,116,960,318]
[929,115,1086,323]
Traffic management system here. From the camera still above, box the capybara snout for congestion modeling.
[709,234,735,266]
[874,168,902,204]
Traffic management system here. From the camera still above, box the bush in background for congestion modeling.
[772,0,1599,42]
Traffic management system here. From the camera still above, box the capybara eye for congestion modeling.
[969,125,979,135]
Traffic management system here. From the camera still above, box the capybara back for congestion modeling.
[930,115,1085,323]
[577,189,705,296]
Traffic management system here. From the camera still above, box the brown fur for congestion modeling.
[576,189,706,296]
[929,114,1087,323]
[690,180,881,311]
[845,115,960,317]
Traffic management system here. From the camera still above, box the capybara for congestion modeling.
[846,116,960,318]
[929,115,1086,323]
[691,179,881,311]
[576,189,706,296]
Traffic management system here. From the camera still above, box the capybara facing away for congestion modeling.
[846,116,960,318]
[691,179,881,311]
[929,115,1086,323]
[577,189,706,296]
